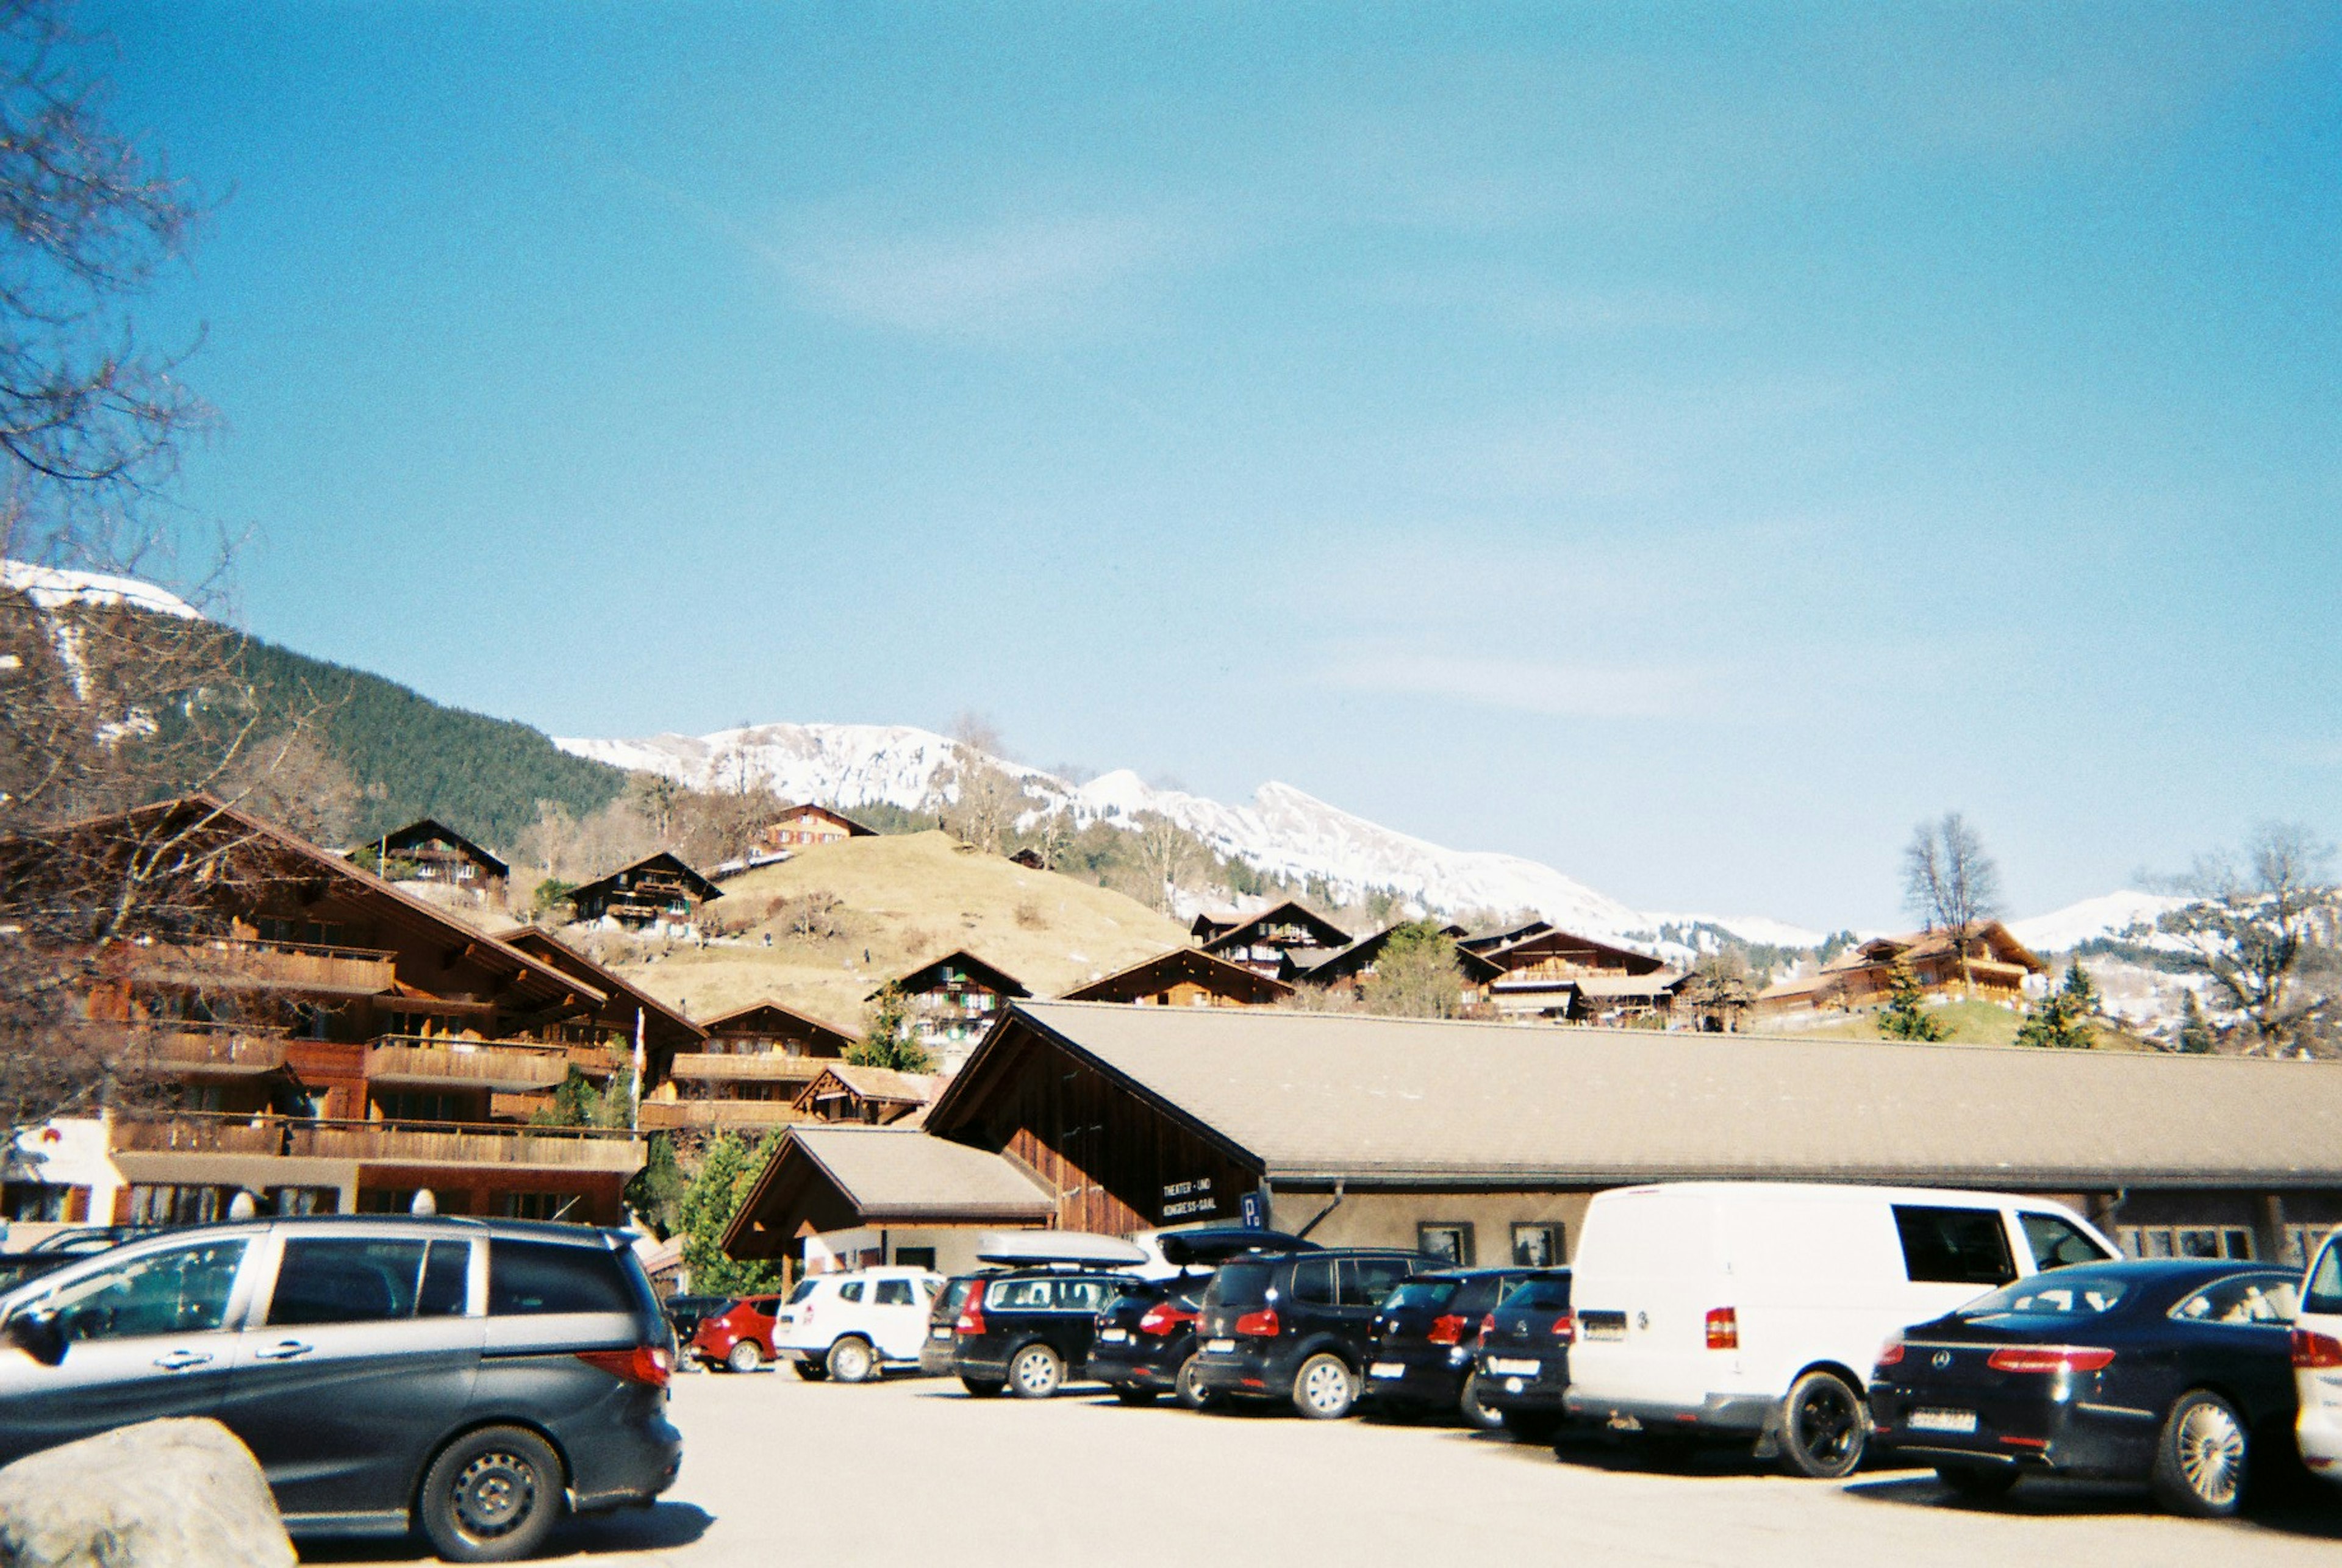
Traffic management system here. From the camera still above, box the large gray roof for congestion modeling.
[788,1125,1052,1222]
[983,1001,2342,1190]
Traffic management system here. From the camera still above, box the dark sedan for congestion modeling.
[1870,1259,2300,1517]
[1090,1275,1209,1406]
[1360,1266,1566,1428]
[1470,1270,1572,1442]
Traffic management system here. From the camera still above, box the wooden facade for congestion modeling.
[1195,901,1353,979]
[762,803,876,851]
[1059,947,1292,1009]
[876,950,1031,1072]
[565,851,723,933]
[1757,922,2048,1017]
[1471,925,1671,1021]
[367,818,509,904]
[1300,923,1503,1008]
[790,1065,937,1126]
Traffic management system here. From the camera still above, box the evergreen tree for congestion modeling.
[677,1132,782,1297]
[2175,989,2217,1055]
[624,1133,686,1237]
[1876,958,1949,1042]
[2015,961,2099,1050]
[1359,922,1466,1019]
[847,983,933,1072]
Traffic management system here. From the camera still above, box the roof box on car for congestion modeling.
[975,1231,1150,1269]
[1154,1226,1322,1267]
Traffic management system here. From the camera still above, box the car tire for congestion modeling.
[1292,1353,1358,1420]
[1779,1369,1867,1479]
[959,1375,1005,1398]
[790,1359,828,1381]
[1500,1410,1560,1444]
[417,1425,566,1564]
[2153,1389,2249,1517]
[826,1336,876,1384]
[1173,1353,1214,1411]
[1112,1385,1159,1405]
[726,1340,764,1375]
[1935,1462,2019,1502]
[1008,1343,1064,1400]
[1459,1372,1505,1431]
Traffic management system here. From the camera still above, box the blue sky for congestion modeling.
[95,2,2341,928]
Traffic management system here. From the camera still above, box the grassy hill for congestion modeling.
[1764,998,2154,1051]
[598,830,1190,1031]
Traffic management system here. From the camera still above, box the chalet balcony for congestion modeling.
[132,937,398,998]
[146,1023,290,1075]
[364,1036,573,1094]
[666,1053,822,1087]
[112,1111,642,1173]
[638,1100,811,1133]
[565,1044,630,1076]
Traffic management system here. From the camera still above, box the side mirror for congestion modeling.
[5,1311,66,1367]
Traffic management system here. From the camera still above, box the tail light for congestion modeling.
[2293,1330,2342,1369]
[1705,1308,1738,1351]
[1139,1301,1197,1337]
[1477,1312,1496,1346]
[956,1294,987,1336]
[1428,1314,1469,1346]
[1986,1345,2114,1374]
[1875,1339,1905,1369]
[1234,1307,1281,1337]
[1550,1314,1575,1343]
[576,1344,671,1389]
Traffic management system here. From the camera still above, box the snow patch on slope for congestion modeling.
[2008,890,2188,953]
[1,562,202,620]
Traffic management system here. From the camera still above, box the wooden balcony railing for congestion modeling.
[132,937,398,997]
[638,1100,811,1133]
[565,1045,629,1076]
[112,1111,642,1172]
[666,1052,822,1084]
[364,1036,572,1093]
[145,1022,291,1075]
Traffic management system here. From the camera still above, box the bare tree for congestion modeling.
[2158,823,2339,1058]
[1133,812,1193,912]
[1902,811,2004,993]
[941,711,1023,856]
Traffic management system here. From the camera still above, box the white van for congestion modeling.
[771,1266,943,1383]
[2293,1227,2342,1480]
[1563,1182,2115,1477]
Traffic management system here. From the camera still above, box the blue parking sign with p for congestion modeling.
[1241,1190,1266,1229]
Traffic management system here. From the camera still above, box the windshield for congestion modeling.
[1208,1261,1275,1308]
[786,1278,819,1306]
[1384,1280,1459,1312]
[1957,1271,2131,1319]
[1499,1277,1571,1313]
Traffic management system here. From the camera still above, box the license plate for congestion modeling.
[1369,1361,1406,1379]
[1579,1312,1628,1342]
[929,1328,951,1340]
[1099,1328,1128,1343]
[1205,1337,1236,1355]
[1910,1408,1979,1434]
[1486,1357,1539,1376]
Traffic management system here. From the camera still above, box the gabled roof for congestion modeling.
[872,949,1030,1002]
[700,999,857,1053]
[792,1063,940,1110]
[12,793,598,1014]
[1303,923,1503,987]
[1474,925,1666,977]
[1198,900,1352,956]
[930,1001,2342,1190]
[496,925,705,1051]
[373,818,510,881]
[770,803,876,837]
[720,1124,1054,1256]
[1060,946,1294,1006]
[1822,922,2047,976]
[567,851,722,908]
[1458,920,1552,954]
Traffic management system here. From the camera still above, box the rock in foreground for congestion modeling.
[0,1417,295,1568]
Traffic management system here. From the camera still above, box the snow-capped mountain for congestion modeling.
[554,719,1818,947]
[2007,891,2189,954]
[1,561,202,620]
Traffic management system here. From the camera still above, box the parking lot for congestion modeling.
[307,1371,2342,1567]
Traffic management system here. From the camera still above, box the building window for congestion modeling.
[2283,1225,2337,1269]
[1512,1223,1564,1268]
[359,1187,422,1216]
[500,1192,571,1222]
[1417,1222,1475,1266]
[2119,1225,2255,1261]
[1,1183,73,1223]
[893,1247,937,1271]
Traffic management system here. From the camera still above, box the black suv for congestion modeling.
[951,1268,1123,1398]
[1195,1248,1429,1419]
[1470,1270,1573,1441]
[1091,1228,1320,1409]
[920,1272,997,1376]
[1361,1266,1567,1427]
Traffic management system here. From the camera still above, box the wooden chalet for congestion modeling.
[565,851,722,933]
[1301,923,1502,1007]
[495,925,704,1101]
[640,1000,854,1135]
[875,950,1031,1073]
[1757,922,2047,1017]
[791,1064,939,1126]
[366,818,509,903]
[1196,901,1353,979]
[1472,924,1671,1022]
[763,804,876,852]
[2,795,648,1228]
[1059,948,1292,1009]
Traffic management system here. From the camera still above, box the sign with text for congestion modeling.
[1162,1176,1216,1219]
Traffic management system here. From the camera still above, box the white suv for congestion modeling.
[772,1267,942,1384]
[2294,1228,2342,1480]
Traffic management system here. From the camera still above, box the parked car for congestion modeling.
[0,1214,681,1563]
[1872,1259,2300,1516]
[1564,1182,2116,1477]
[690,1292,785,1373]
[1472,1270,1574,1442]
[1194,1248,1432,1419]
[1356,1265,1566,1428]
[661,1293,730,1346]
[0,1226,161,1295]
[1093,1227,1322,1409]
[922,1272,1000,1376]
[772,1266,943,1383]
[954,1268,1130,1398]
[2296,1228,2342,1485]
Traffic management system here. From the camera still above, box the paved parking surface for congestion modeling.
[307,1370,2342,1566]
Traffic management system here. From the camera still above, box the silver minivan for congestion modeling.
[0,1215,682,1562]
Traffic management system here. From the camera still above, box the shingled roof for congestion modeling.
[720,1124,1054,1256]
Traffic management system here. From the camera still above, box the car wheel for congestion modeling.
[1459,1372,1505,1431]
[1935,1462,2019,1502]
[2154,1389,2249,1517]
[726,1340,764,1374]
[1112,1385,1159,1405]
[1173,1353,1214,1411]
[826,1336,876,1384]
[1292,1353,1358,1420]
[959,1375,1005,1398]
[1008,1343,1064,1400]
[417,1425,565,1564]
[1500,1410,1560,1444]
[790,1359,828,1381]
[1779,1369,1866,1479]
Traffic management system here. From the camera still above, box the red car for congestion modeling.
[691,1294,784,1372]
